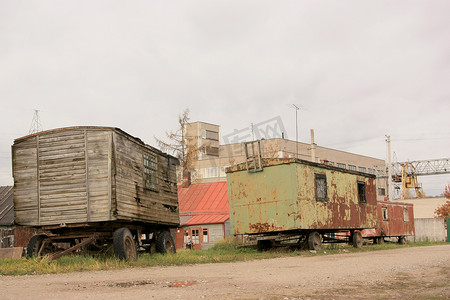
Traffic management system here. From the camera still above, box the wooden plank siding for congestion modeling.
[13,137,39,224]
[13,127,179,228]
[113,132,179,225]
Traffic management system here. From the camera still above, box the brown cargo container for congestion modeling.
[226,157,378,250]
[362,201,415,244]
[12,126,180,260]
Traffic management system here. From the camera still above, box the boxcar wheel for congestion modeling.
[113,228,137,261]
[352,231,363,248]
[308,232,322,251]
[26,234,47,258]
[156,231,176,254]
[398,236,407,245]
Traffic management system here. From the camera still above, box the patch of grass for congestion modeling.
[0,241,446,276]
[0,254,128,276]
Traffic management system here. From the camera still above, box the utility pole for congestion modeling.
[310,129,316,163]
[251,123,255,140]
[292,104,299,159]
[386,135,392,201]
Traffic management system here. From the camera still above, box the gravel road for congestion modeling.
[2,245,449,299]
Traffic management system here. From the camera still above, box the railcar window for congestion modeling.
[357,181,367,204]
[144,153,158,190]
[403,208,409,222]
[382,207,388,221]
[315,174,327,202]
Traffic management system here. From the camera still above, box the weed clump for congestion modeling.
[210,237,241,251]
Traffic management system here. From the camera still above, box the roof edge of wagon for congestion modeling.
[225,157,376,178]
[13,126,178,160]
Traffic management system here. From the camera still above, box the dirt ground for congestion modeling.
[1,245,449,299]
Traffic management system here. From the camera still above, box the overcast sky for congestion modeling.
[1,0,449,196]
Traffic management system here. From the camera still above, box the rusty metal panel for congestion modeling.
[227,158,378,235]
[227,163,298,235]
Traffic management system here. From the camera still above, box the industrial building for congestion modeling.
[185,121,388,201]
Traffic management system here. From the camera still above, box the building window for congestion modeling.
[382,207,388,221]
[348,165,356,171]
[191,229,200,244]
[315,174,327,202]
[322,160,334,166]
[358,167,367,173]
[205,146,219,156]
[337,163,346,169]
[368,168,375,175]
[144,153,158,190]
[201,167,219,178]
[378,188,386,196]
[202,129,219,141]
[202,228,209,243]
[357,181,367,204]
[403,209,409,222]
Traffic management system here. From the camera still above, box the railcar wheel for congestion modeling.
[156,231,176,254]
[308,231,322,251]
[398,236,407,245]
[113,228,137,260]
[352,231,363,248]
[26,234,47,258]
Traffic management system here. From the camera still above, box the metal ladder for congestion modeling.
[244,140,263,172]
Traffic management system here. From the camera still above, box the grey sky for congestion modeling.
[1,1,449,195]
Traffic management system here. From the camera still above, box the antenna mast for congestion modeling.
[29,109,43,134]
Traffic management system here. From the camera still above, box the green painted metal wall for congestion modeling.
[227,160,378,235]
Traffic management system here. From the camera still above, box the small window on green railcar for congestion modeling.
[357,181,366,204]
[315,174,327,202]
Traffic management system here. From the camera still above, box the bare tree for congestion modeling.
[155,109,201,175]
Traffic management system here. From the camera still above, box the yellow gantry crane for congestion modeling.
[391,159,450,199]
[393,163,425,199]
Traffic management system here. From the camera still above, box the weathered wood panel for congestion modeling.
[38,130,88,225]
[13,137,39,225]
[113,132,179,226]
[13,127,179,228]
[86,130,111,222]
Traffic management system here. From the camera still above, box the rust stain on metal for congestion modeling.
[248,222,284,233]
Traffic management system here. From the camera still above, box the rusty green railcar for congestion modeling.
[226,157,378,250]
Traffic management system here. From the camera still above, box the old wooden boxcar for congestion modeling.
[226,157,378,250]
[12,126,179,260]
[362,201,415,244]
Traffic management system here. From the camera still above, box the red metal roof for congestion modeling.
[178,182,229,225]
[182,214,229,226]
